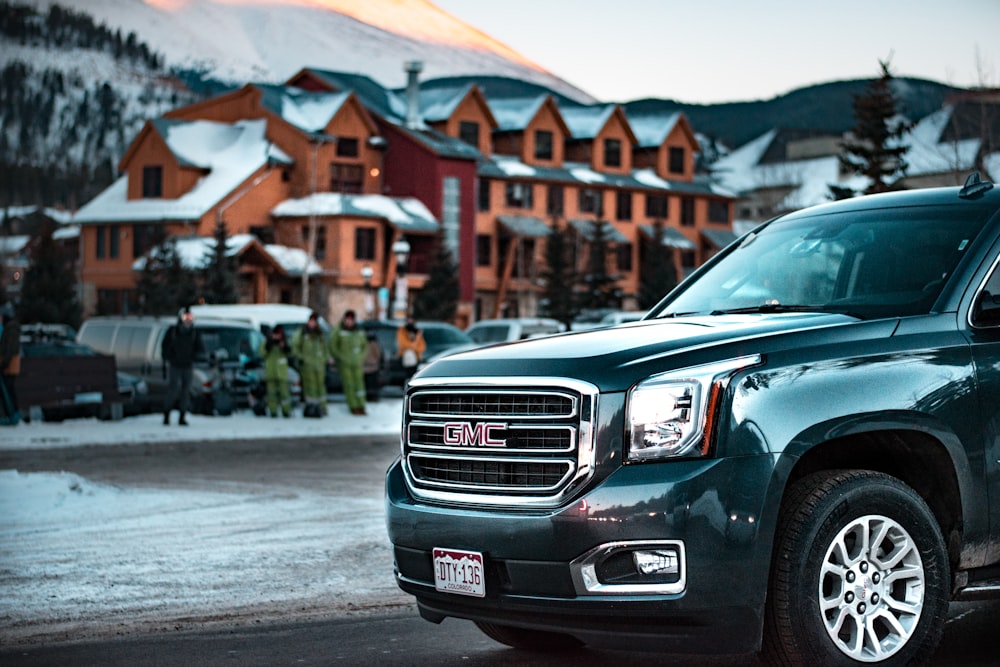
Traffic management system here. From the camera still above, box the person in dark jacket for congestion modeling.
[0,303,21,425]
[161,307,201,426]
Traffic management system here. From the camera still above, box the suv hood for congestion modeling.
[417,313,896,392]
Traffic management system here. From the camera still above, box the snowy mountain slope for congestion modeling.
[23,0,596,103]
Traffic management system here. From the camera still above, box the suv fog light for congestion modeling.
[634,549,679,576]
[570,540,686,595]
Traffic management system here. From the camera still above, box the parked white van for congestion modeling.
[189,304,327,337]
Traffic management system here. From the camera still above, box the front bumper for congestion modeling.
[385,453,775,655]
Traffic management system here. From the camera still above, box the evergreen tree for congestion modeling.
[136,235,199,315]
[638,220,678,309]
[16,218,82,327]
[411,240,459,321]
[577,219,620,312]
[539,221,578,327]
[201,217,238,304]
[840,59,913,195]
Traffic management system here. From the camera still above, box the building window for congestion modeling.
[109,224,119,259]
[681,197,695,226]
[478,178,491,212]
[330,163,363,193]
[142,165,162,198]
[615,191,632,221]
[96,225,106,259]
[505,182,533,208]
[645,194,668,218]
[708,200,729,223]
[459,121,479,148]
[680,250,696,272]
[133,223,158,259]
[579,189,603,215]
[355,227,376,261]
[303,224,327,260]
[336,137,359,157]
[535,130,553,160]
[546,184,564,216]
[476,234,491,266]
[604,138,622,167]
[617,243,633,272]
[669,147,685,174]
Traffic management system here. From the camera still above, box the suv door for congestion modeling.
[969,249,1000,545]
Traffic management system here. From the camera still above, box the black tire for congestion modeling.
[762,470,949,666]
[474,621,583,651]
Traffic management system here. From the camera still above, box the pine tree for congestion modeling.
[840,59,913,195]
[411,241,459,321]
[577,219,620,312]
[539,220,579,327]
[638,220,678,309]
[201,217,238,304]
[136,235,199,315]
[17,218,82,327]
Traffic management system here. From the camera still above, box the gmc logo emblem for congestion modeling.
[443,422,507,447]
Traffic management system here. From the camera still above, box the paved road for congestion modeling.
[1,434,997,665]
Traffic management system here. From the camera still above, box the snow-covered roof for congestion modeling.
[628,113,682,147]
[271,193,439,233]
[0,235,30,255]
[131,233,321,277]
[487,96,547,132]
[255,84,353,135]
[560,104,616,139]
[417,84,474,123]
[75,119,291,223]
[904,106,982,176]
[2,205,74,225]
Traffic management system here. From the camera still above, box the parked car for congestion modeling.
[464,318,565,345]
[18,338,148,420]
[77,316,267,415]
[596,310,648,327]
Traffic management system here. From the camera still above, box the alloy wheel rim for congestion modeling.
[818,513,924,662]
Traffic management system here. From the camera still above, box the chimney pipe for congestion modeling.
[405,60,423,129]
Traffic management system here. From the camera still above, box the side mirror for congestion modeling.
[974,290,1000,326]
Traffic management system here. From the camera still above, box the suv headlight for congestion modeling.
[627,355,760,461]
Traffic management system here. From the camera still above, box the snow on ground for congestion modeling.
[0,398,409,646]
[0,396,403,451]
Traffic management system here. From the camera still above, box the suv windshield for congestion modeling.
[656,204,987,320]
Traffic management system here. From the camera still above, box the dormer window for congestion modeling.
[604,139,622,168]
[534,130,553,160]
[669,147,685,174]
[459,121,480,148]
[142,165,162,198]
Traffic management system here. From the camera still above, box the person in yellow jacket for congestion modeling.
[396,317,426,384]
[329,310,368,415]
[291,311,330,417]
[259,324,292,418]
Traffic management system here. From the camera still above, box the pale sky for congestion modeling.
[431,0,1000,104]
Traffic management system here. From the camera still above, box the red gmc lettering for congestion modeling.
[442,422,506,446]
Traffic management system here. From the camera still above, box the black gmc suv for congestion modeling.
[385,175,1000,664]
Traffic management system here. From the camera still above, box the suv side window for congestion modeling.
[973,258,1000,327]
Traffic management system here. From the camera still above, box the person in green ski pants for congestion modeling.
[259,324,292,417]
[291,312,330,417]
[329,310,368,415]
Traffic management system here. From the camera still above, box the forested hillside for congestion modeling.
[0,1,200,208]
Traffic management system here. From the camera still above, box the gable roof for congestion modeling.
[75,119,292,223]
[290,68,407,120]
[132,234,322,277]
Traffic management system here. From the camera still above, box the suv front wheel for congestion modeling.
[763,470,949,665]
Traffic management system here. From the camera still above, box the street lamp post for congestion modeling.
[360,264,374,320]
[392,239,410,320]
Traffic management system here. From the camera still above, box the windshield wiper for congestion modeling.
[709,303,827,316]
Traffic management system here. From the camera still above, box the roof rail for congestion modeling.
[959,171,994,199]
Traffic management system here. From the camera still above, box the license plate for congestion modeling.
[432,548,485,598]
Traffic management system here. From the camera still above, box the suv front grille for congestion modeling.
[402,381,598,507]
